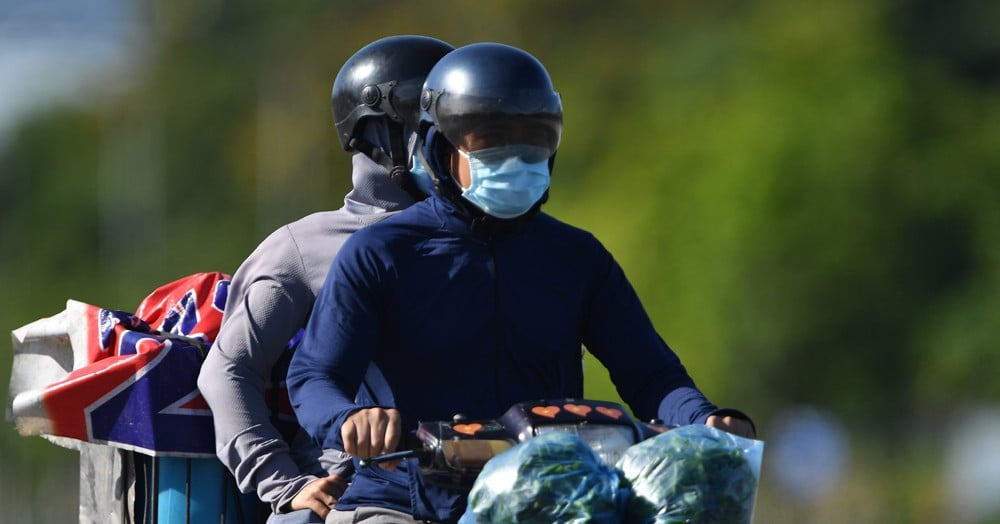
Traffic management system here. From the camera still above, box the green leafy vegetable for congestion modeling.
[459,431,630,523]
[617,425,762,524]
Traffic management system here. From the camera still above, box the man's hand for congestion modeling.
[341,407,403,469]
[706,413,756,439]
[290,474,348,520]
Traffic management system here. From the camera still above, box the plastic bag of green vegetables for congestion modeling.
[617,425,764,524]
[458,431,631,523]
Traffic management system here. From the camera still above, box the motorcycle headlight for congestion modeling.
[534,424,637,465]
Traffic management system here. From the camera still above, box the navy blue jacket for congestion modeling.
[287,193,719,521]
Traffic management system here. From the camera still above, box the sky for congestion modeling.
[0,0,147,153]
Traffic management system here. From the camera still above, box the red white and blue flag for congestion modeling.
[8,272,230,457]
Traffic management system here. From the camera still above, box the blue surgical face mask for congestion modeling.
[409,155,435,196]
[459,145,551,219]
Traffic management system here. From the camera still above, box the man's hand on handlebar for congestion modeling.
[706,413,756,439]
[342,407,403,470]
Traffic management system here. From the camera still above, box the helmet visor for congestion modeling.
[432,89,562,160]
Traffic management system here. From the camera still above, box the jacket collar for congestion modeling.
[425,191,540,240]
[343,153,416,216]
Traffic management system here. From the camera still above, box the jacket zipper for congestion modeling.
[488,236,505,414]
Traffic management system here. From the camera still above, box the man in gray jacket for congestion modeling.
[197,35,453,524]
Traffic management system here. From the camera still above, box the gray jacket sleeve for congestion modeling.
[197,225,351,514]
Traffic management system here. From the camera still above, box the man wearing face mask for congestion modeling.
[287,42,755,524]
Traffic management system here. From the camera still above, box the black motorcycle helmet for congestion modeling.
[332,35,454,198]
[416,42,563,223]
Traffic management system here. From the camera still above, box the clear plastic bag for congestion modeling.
[617,424,764,524]
[458,431,631,523]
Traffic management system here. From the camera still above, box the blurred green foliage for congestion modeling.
[3,0,999,522]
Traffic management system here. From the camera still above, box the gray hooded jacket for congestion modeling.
[197,152,416,514]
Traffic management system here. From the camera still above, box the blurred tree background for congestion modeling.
[2,0,999,522]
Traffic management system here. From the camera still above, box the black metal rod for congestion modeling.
[358,449,423,468]
[150,456,159,524]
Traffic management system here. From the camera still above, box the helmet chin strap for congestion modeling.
[349,122,428,202]
[386,122,427,201]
